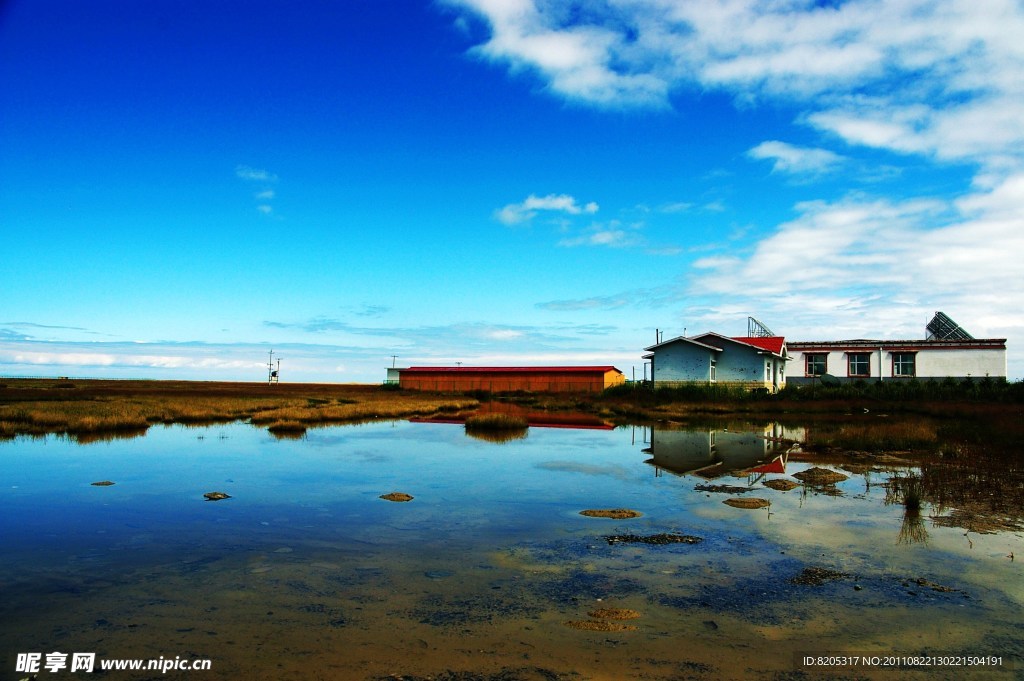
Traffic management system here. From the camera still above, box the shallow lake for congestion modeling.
[1,420,1021,680]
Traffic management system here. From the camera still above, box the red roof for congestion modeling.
[731,336,786,355]
[402,366,621,374]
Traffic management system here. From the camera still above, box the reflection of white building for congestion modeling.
[786,312,1006,384]
[642,423,801,480]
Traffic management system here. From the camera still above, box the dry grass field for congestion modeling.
[0,379,478,440]
[2,377,1021,451]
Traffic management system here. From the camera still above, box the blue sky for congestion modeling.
[2,0,1021,382]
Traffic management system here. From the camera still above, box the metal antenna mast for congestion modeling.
[747,317,775,337]
[268,349,281,384]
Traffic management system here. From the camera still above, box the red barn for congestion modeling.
[398,366,625,393]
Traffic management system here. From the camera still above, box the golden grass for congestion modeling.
[461,413,530,443]
[464,413,529,430]
[0,380,478,440]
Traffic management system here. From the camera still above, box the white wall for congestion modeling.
[786,345,1006,381]
[916,348,1006,378]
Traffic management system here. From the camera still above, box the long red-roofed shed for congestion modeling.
[398,366,625,393]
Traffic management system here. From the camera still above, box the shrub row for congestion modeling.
[601,377,1024,404]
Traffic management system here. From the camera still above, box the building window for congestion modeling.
[893,352,916,377]
[805,354,827,377]
[848,353,870,377]
[766,362,771,381]
[710,360,716,382]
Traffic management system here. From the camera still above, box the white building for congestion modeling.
[786,313,1006,384]
[644,332,789,392]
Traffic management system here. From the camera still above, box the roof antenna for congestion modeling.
[748,317,774,337]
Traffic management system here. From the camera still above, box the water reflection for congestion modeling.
[920,449,1024,535]
[641,423,801,484]
[68,427,150,444]
[882,472,928,545]
[464,427,528,443]
[411,401,614,430]
[1,419,1021,680]
[268,428,307,440]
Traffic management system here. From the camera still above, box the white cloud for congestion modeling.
[538,295,631,312]
[558,227,637,248]
[4,348,263,371]
[485,329,524,340]
[448,0,1024,170]
[451,0,669,106]
[235,165,278,182]
[495,193,599,224]
[236,166,278,214]
[11,351,118,366]
[747,140,845,176]
[686,175,1024,348]
[658,201,693,214]
[555,218,657,249]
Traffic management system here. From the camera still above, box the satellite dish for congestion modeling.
[819,373,841,387]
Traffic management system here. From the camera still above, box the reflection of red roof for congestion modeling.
[748,455,787,475]
[402,366,621,374]
[408,416,614,430]
[731,336,786,355]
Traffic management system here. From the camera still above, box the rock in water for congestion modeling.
[380,492,414,502]
[579,508,642,519]
[605,533,702,546]
[793,467,848,485]
[723,497,770,509]
[203,491,231,501]
[588,608,641,620]
[763,479,800,491]
[91,480,115,486]
[563,620,638,631]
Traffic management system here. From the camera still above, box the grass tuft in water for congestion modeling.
[886,471,924,511]
[464,413,529,431]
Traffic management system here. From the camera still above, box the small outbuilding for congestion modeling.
[644,332,788,392]
[397,366,626,393]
